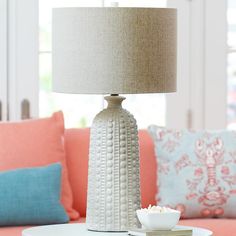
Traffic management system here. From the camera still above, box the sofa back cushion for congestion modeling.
[65,128,157,217]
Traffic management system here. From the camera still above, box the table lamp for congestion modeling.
[52,7,177,232]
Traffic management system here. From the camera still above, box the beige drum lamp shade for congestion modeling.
[52,8,177,94]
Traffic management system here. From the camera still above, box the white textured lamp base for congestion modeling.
[86,95,141,232]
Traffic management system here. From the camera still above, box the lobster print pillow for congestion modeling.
[148,125,236,218]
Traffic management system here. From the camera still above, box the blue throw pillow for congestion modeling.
[0,163,69,226]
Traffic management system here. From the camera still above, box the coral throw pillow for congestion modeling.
[148,125,236,218]
[0,112,78,220]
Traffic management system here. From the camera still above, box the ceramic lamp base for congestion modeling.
[86,95,141,232]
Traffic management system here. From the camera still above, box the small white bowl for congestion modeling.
[136,209,181,230]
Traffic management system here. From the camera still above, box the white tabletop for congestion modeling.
[22,223,213,236]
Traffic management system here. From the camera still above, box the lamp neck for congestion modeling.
[105,95,126,109]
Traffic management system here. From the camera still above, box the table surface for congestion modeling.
[22,223,213,236]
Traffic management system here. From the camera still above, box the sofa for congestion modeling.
[1,128,235,236]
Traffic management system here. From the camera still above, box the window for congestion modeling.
[39,0,167,128]
[1,0,198,129]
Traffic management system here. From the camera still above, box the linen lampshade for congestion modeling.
[52,8,177,94]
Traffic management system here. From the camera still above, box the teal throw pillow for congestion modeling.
[0,163,69,226]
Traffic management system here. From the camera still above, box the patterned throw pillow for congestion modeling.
[148,125,236,218]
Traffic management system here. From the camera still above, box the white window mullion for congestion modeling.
[0,0,8,121]
[8,0,38,120]
[204,0,227,129]
[166,0,191,129]
[188,0,205,129]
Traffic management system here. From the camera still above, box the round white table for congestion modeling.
[22,223,213,236]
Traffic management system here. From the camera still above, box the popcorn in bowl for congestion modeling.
[142,205,177,213]
[136,205,181,230]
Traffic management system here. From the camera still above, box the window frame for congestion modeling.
[166,0,227,129]
[2,0,39,121]
[204,0,227,129]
